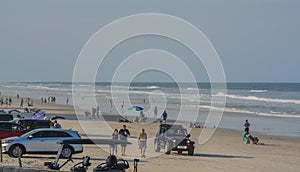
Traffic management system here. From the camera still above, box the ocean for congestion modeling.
[1,82,300,137]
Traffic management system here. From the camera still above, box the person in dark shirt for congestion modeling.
[162,110,168,122]
[119,125,130,156]
[244,119,250,131]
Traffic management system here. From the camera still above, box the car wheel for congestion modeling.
[187,147,194,156]
[60,146,73,158]
[9,145,25,158]
[154,140,161,152]
[165,142,171,155]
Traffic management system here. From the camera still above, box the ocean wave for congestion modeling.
[186,87,199,91]
[184,104,300,118]
[250,89,268,93]
[216,93,300,104]
[146,86,160,89]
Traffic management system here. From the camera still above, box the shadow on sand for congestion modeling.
[193,153,253,159]
[22,155,149,162]
[22,156,105,161]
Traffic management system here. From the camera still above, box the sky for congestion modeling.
[0,0,299,82]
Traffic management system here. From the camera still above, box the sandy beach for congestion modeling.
[0,97,299,172]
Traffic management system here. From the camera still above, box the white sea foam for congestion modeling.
[146,86,160,89]
[183,104,300,118]
[250,89,268,93]
[215,93,300,104]
[186,87,199,91]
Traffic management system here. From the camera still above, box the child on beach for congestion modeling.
[111,129,119,155]
[244,119,250,131]
[138,129,147,158]
[243,128,259,144]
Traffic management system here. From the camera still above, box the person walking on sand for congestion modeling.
[121,101,124,114]
[119,125,130,156]
[8,98,12,106]
[5,98,8,107]
[162,110,168,122]
[109,99,113,112]
[20,98,24,108]
[96,106,100,119]
[138,129,147,158]
[244,119,250,131]
[153,106,158,117]
[111,129,119,155]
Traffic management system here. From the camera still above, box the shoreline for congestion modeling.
[1,95,300,138]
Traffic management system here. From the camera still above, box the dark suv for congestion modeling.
[16,119,52,130]
[154,124,195,155]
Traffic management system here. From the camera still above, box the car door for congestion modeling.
[25,131,46,152]
[44,131,72,152]
[11,123,26,137]
[0,123,13,139]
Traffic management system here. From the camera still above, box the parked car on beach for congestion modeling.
[0,121,27,139]
[0,113,13,121]
[2,128,83,158]
[16,119,52,130]
[154,124,195,155]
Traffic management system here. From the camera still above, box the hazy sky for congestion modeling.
[0,0,299,82]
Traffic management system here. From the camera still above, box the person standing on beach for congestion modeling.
[109,99,113,112]
[153,106,158,117]
[96,106,100,118]
[162,110,168,123]
[5,98,8,107]
[111,129,119,155]
[119,125,130,156]
[244,119,250,131]
[121,101,124,114]
[20,98,24,108]
[53,120,62,129]
[138,128,147,158]
[8,98,12,106]
[66,97,69,104]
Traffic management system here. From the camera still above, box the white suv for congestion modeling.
[2,128,83,158]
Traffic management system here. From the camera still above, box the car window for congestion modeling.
[12,124,24,132]
[166,128,187,136]
[0,123,11,130]
[40,131,72,138]
[75,132,81,138]
[32,131,44,138]
[0,115,13,121]
[55,131,72,137]
[36,121,51,128]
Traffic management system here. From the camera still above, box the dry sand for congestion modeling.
[0,97,300,172]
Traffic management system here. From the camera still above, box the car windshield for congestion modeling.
[165,128,187,136]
